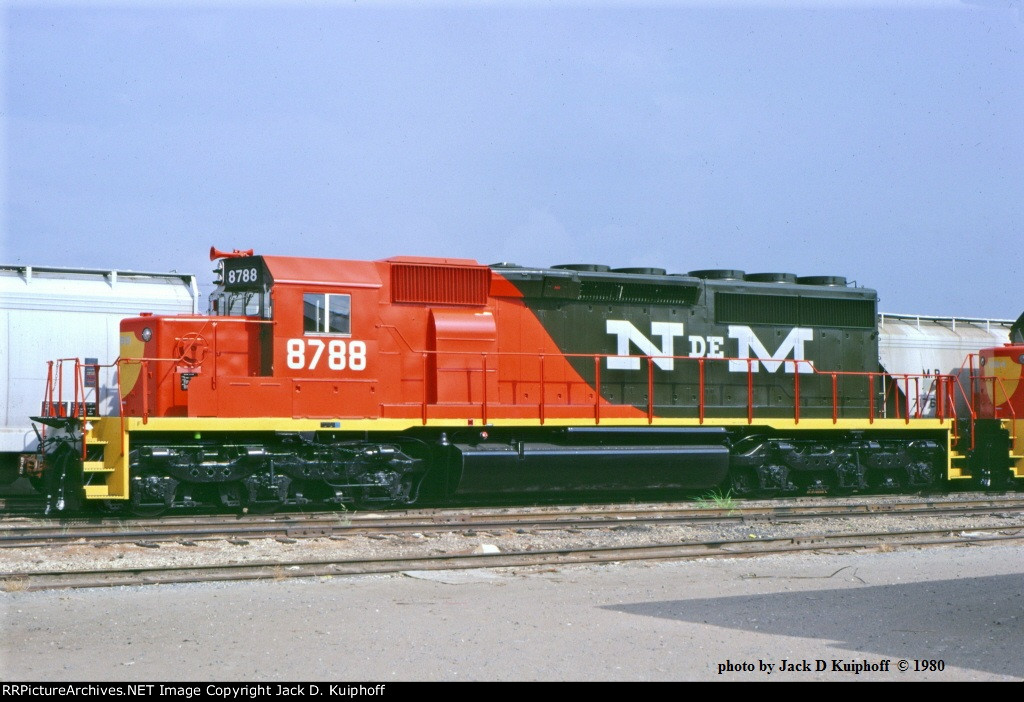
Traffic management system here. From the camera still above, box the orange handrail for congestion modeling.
[43,349,981,434]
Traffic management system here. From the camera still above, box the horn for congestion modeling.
[210,247,255,261]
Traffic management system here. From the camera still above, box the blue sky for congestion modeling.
[3,1,1022,318]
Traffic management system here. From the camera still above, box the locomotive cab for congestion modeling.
[120,252,385,420]
[119,257,271,418]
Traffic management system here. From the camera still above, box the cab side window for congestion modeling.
[303,293,351,335]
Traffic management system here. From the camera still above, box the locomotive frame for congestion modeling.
[32,249,1023,514]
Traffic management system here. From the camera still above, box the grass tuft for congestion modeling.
[694,488,738,512]
[2,578,28,593]
[334,504,352,528]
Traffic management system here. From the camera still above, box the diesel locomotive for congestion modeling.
[31,248,1024,514]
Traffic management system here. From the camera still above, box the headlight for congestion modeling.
[141,327,153,342]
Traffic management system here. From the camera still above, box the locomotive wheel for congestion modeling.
[728,469,759,498]
[241,496,280,515]
[826,480,854,497]
[128,471,177,517]
[870,471,902,492]
[240,474,289,514]
[129,502,170,518]
[219,484,242,510]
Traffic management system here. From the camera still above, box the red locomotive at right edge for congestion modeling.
[31,247,1024,514]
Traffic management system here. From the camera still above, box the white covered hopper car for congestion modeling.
[878,313,1013,417]
[0,265,197,484]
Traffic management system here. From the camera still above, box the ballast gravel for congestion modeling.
[2,495,1023,576]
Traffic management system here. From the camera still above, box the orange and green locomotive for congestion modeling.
[33,248,1024,514]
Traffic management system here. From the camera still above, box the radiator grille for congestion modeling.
[391,264,490,305]
[578,281,699,305]
[715,293,874,328]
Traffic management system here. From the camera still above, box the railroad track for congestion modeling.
[2,494,1024,548]
[4,524,1023,592]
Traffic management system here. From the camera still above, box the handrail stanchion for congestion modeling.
[647,356,654,424]
[57,360,64,417]
[421,352,428,425]
[793,360,801,424]
[969,354,977,414]
[914,377,922,419]
[117,359,127,440]
[44,361,54,418]
[698,358,705,425]
[481,353,488,425]
[747,359,753,424]
[831,372,838,424]
[211,322,219,390]
[594,356,601,425]
[868,373,875,424]
[40,360,55,442]
[539,355,545,426]
[890,378,899,419]
[75,360,87,461]
[903,376,911,424]
[76,359,86,419]
[141,360,149,425]
[92,360,101,417]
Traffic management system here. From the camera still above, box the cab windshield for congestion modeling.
[209,290,271,318]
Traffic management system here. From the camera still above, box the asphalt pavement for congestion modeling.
[2,544,1022,681]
